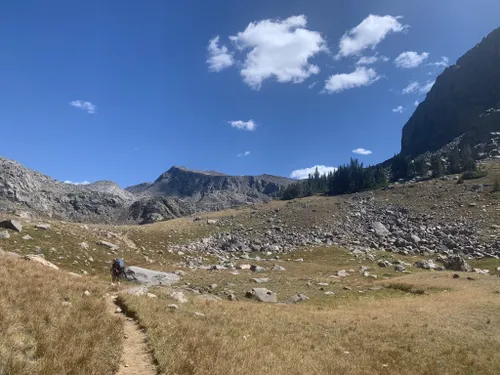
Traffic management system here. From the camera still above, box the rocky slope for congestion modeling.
[401,27,500,157]
[0,158,292,224]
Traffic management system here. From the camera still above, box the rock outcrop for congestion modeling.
[401,27,500,157]
[0,157,292,224]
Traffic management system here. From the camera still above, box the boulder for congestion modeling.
[372,222,390,237]
[0,220,22,233]
[24,255,59,270]
[0,230,10,239]
[125,266,180,286]
[246,288,277,303]
[35,224,51,230]
[415,259,437,270]
[443,255,472,272]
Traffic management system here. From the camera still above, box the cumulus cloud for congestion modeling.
[429,56,449,67]
[207,36,234,72]
[229,15,327,89]
[228,120,256,131]
[352,148,372,155]
[64,180,90,185]
[356,53,389,65]
[290,165,337,180]
[237,151,251,157]
[70,100,96,114]
[324,67,379,94]
[402,80,434,95]
[337,15,408,58]
[394,51,429,68]
[392,105,405,113]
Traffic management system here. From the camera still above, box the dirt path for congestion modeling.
[107,297,157,375]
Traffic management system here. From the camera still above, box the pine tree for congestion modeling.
[391,153,411,181]
[431,155,443,177]
[460,144,476,172]
[448,147,462,174]
[414,158,429,177]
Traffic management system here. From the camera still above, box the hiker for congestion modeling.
[111,258,125,283]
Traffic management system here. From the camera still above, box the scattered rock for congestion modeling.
[35,224,51,230]
[24,255,59,270]
[97,240,119,250]
[394,264,406,272]
[251,277,269,283]
[115,307,122,313]
[290,294,309,303]
[0,220,22,233]
[168,304,179,310]
[271,265,286,271]
[453,274,460,279]
[372,222,390,237]
[443,255,472,272]
[169,291,188,303]
[337,270,349,277]
[246,288,277,303]
[378,260,392,268]
[250,265,265,273]
[0,230,10,239]
[84,290,91,297]
[22,235,33,240]
[78,242,89,249]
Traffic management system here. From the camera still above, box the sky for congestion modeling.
[1,0,499,186]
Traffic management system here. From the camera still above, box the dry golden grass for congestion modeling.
[121,270,500,375]
[0,254,122,375]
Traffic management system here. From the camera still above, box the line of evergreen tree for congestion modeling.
[280,144,478,201]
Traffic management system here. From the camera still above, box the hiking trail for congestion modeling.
[107,296,157,375]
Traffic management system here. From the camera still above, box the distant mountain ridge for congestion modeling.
[401,27,500,157]
[0,157,293,224]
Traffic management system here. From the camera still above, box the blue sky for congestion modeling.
[1,0,499,186]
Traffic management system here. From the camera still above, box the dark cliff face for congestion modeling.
[401,27,500,157]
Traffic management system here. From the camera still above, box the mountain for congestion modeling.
[401,27,500,157]
[0,157,292,224]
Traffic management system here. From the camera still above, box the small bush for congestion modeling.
[493,178,500,192]
[461,170,488,180]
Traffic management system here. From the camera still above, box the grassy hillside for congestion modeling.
[0,254,122,375]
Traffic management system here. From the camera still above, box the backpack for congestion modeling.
[115,258,125,270]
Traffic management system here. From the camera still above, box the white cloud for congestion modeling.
[290,165,337,180]
[207,36,234,72]
[70,100,96,114]
[64,180,90,185]
[337,15,408,58]
[352,148,372,155]
[228,120,256,131]
[420,80,435,93]
[324,67,379,94]
[394,51,429,68]
[237,151,251,157]
[229,15,327,89]
[414,100,419,106]
[392,105,405,113]
[308,81,318,89]
[402,80,434,95]
[429,56,449,67]
[356,54,389,65]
